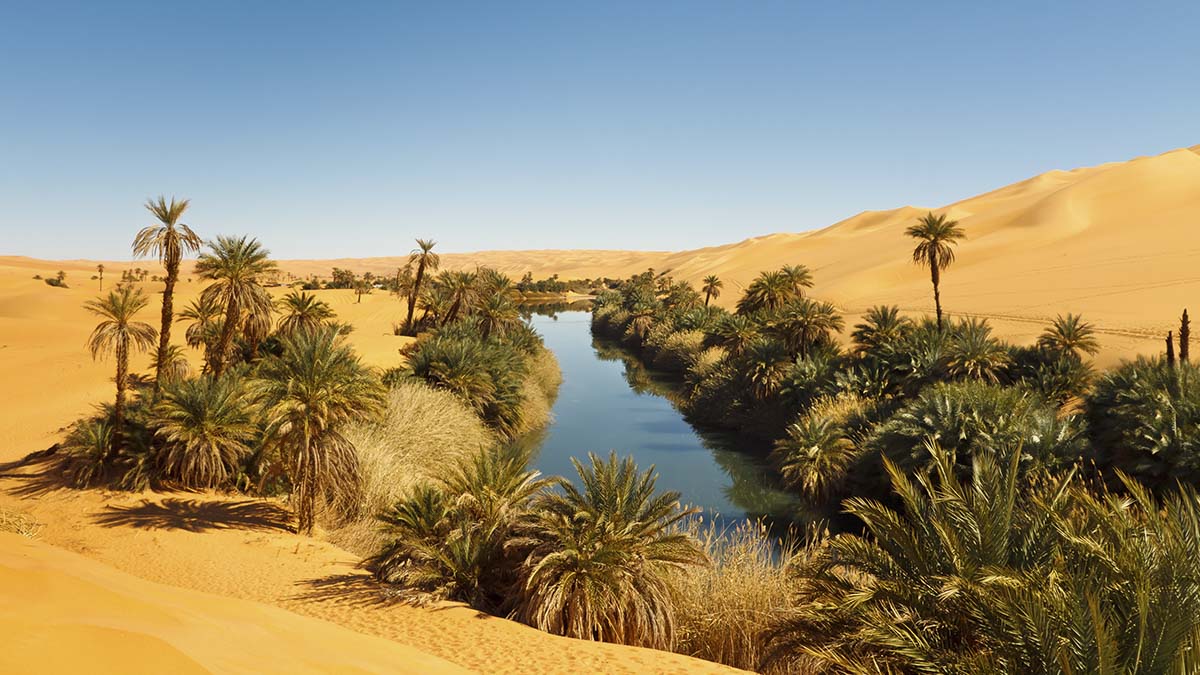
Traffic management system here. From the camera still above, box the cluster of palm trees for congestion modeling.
[370,447,706,651]
[67,197,384,532]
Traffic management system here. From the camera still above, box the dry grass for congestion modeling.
[511,347,562,437]
[0,508,41,538]
[672,518,808,674]
[330,380,495,554]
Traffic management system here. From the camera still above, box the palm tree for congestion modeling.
[439,271,477,326]
[151,375,257,488]
[276,290,334,336]
[194,236,277,377]
[178,294,223,368]
[736,270,794,315]
[1038,313,1100,360]
[906,211,966,329]
[774,415,857,504]
[779,264,814,297]
[96,263,105,291]
[133,196,203,396]
[704,314,759,357]
[701,275,723,307]
[851,305,914,356]
[771,298,845,359]
[404,239,440,335]
[255,327,385,533]
[741,338,792,400]
[476,293,521,339]
[946,318,1011,383]
[149,344,191,384]
[83,286,158,450]
[519,452,706,649]
[354,278,370,303]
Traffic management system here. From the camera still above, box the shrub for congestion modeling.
[651,329,705,373]
[150,375,258,489]
[1086,357,1200,489]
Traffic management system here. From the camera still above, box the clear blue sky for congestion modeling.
[1,1,1196,259]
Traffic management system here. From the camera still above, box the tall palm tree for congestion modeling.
[701,275,723,307]
[132,196,202,395]
[194,236,277,377]
[276,290,334,336]
[404,239,440,335]
[1038,313,1100,360]
[520,452,706,649]
[255,327,385,534]
[151,375,257,488]
[83,286,158,449]
[96,263,105,291]
[905,212,966,329]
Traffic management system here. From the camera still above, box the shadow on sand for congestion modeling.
[92,497,294,533]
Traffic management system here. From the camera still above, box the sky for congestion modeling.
[1,1,1197,260]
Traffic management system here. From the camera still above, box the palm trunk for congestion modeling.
[213,297,240,377]
[405,261,427,335]
[704,290,712,307]
[114,340,128,452]
[297,427,314,534]
[931,260,943,330]
[153,259,179,396]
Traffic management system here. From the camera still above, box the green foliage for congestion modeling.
[1087,358,1200,488]
[151,375,258,489]
[519,452,706,650]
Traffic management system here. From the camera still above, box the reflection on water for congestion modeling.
[517,309,813,530]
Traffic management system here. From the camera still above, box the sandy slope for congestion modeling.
[0,489,740,675]
[0,531,468,674]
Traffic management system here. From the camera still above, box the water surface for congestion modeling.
[518,309,803,526]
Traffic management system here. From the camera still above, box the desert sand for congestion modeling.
[1,144,1197,673]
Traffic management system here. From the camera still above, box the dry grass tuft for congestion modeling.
[330,379,495,554]
[0,508,41,538]
[673,517,808,673]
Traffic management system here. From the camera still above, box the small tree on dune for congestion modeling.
[83,286,157,451]
[133,196,203,396]
[701,275,723,307]
[905,211,965,329]
[97,264,104,291]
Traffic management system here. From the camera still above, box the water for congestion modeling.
[517,308,804,527]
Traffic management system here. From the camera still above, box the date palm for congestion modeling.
[194,236,277,377]
[96,263,105,291]
[83,286,158,450]
[133,196,202,395]
[520,452,706,650]
[1038,313,1100,360]
[151,375,257,488]
[476,293,521,339]
[771,298,844,359]
[850,305,914,356]
[704,314,759,357]
[737,270,794,315]
[946,318,1011,383]
[178,294,223,370]
[404,239,440,335]
[906,211,966,329]
[276,290,334,337]
[780,264,814,297]
[701,275,723,307]
[440,271,478,326]
[255,326,385,533]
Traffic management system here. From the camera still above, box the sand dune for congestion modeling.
[0,531,468,674]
